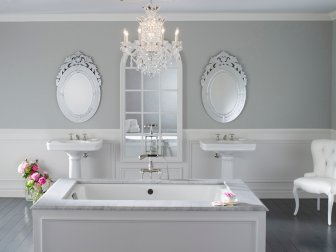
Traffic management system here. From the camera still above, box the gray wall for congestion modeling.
[0,21,332,129]
[332,20,336,129]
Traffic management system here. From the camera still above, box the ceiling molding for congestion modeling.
[330,10,336,20]
[0,12,333,22]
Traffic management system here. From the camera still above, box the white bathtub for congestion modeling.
[67,183,227,201]
[33,179,267,252]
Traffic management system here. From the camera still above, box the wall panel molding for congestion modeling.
[0,128,332,198]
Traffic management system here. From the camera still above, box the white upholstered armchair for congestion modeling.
[293,139,336,225]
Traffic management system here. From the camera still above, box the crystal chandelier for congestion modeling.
[120,1,182,77]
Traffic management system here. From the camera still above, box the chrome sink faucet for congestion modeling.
[69,133,88,141]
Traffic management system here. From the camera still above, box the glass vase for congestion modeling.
[25,188,33,202]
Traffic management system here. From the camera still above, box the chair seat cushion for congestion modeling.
[294,177,336,195]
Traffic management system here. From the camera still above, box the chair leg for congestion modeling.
[317,195,320,211]
[328,194,334,226]
[293,186,299,216]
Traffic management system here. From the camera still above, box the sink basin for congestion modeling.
[200,139,256,179]
[47,138,103,179]
[47,138,103,152]
[200,140,256,153]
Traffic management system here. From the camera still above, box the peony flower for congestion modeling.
[31,172,40,182]
[31,164,39,172]
[17,161,29,174]
[38,177,46,185]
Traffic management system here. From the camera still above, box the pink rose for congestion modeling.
[31,172,40,181]
[38,177,46,185]
[32,164,39,172]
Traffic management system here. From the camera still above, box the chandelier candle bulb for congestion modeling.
[175,28,179,42]
[161,28,165,45]
[123,29,129,43]
[138,28,141,41]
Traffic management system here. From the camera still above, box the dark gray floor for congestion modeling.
[0,198,335,252]
[263,199,336,252]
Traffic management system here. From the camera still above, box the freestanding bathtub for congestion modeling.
[32,179,267,252]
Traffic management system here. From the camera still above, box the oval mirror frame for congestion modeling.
[56,51,102,123]
[201,51,247,123]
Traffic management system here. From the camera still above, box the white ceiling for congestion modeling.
[0,0,335,15]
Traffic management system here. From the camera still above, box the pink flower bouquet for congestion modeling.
[18,159,52,202]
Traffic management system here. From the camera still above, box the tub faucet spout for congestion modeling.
[138,154,159,160]
[138,154,161,179]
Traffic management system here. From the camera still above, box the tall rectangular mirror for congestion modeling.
[120,54,182,162]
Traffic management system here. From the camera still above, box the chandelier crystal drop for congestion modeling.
[120,1,182,77]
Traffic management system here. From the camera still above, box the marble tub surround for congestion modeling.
[32,179,267,211]
[33,179,267,252]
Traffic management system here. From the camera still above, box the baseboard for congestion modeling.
[331,129,336,139]
[0,189,24,198]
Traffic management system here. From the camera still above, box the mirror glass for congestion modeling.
[201,51,247,123]
[63,73,93,115]
[121,54,182,162]
[56,51,102,123]
[210,72,238,115]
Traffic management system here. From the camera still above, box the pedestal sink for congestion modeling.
[47,138,103,179]
[200,140,256,179]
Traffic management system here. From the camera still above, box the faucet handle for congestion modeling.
[69,133,73,140]
[83,133,87,141]
[216,134,220,141]
[229,133,235,140]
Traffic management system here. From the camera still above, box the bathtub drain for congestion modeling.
[147,189,154,195]
[71,192,78,200]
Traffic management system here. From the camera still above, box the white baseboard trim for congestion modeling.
[252,189,323,199]
[331,129,336,139]
[0,189,24,198]
[0,179,24,198]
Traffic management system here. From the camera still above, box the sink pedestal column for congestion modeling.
[221,155,234,179]
[66,152,82,179]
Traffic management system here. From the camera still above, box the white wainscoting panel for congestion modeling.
[185,129,331,198]
[0,128,331,198]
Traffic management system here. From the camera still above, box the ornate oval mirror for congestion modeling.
[201,51,247,123]
[56,51,102,123]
